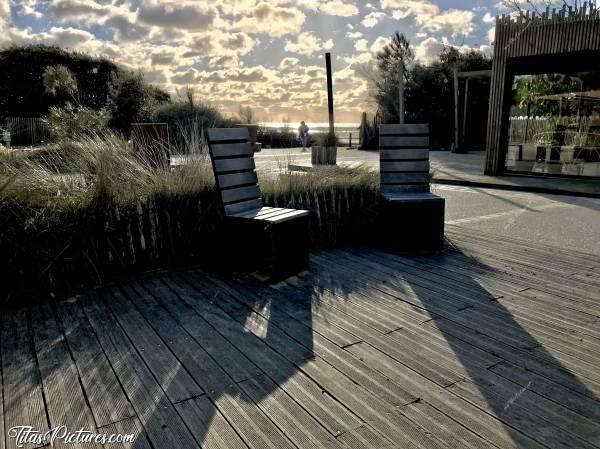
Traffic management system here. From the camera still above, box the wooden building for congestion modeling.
[485,5,600,177]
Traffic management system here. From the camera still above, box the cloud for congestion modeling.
[14,0,43,18]
[284,31,324,55]
[138,2,217,30]
[354,39,368,52]
[362,11,385,28]
[381,0,475,37]
[29,26,96,48]
[370,36,389,54]
[279,57,299,70]
[235,3,305,37]
[346,31,363,39]
[318,1,359,17]
[323,39,334,50]
[483,12,496,23]
[414,36,446,63]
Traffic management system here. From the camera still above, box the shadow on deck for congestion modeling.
[2,226,600,449]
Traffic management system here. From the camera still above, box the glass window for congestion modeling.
[505,71,600,177]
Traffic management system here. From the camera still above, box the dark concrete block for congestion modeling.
[380,197,445,253]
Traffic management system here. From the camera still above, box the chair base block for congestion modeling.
[217,215,310,280]
[380,197,445,253]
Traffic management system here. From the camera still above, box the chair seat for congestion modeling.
[383,192,443,203]
[230,207,310,223]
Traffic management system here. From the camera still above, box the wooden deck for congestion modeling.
[2,225,600,449]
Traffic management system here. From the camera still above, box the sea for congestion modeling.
[259,122,361,145]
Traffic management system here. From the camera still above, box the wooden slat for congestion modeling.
[381,185,430,194]
[217,172,258,189]
[142,277,262,383]
[110,286,204,404]
[380,161,429,172]
[221,185,261,204]
[265,209,309,223]
[379,136,429,147]
[175,397,247,449]
[30,303,102,447]
[80,292,201,449]
[210,142,253,158]
[379,149,429,160]
[224,198,263,215]
[381,173,430,184]
[98,417,153,449]
[238,374,346,449]
[380,124,429,135]
[0,337,3,449]
[214,157,255,173]
[1,310,48,449]
[207,128,249,142]
[56,298,135,427]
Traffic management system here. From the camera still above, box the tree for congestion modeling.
[0,45,121,119]
[42,65,78,100]
[373,32,414,123]
[107,72,170,135]
[371,34,492,149]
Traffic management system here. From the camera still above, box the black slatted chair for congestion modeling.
[379,124,445,252]
[206,128,310,278]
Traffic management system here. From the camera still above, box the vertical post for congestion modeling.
[398,59,405,124]
[325,52,335,135]
[453,69,460,153]
[462,78,470,145]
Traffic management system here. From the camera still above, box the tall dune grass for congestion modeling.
[0,133,381,303]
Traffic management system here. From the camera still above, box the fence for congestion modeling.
[5,117,51,146]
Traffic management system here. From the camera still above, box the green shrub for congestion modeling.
[257,128,298,148]
[155,102,233,153]
[44,104,110,141]
[108,72,170,136]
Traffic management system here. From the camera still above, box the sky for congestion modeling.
[0,0,514,123]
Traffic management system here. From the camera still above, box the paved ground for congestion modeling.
[252,148,600,256]
[435,184,600,256]
[4,228,600,449]
[253,148,600,197]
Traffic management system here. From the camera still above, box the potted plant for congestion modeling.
[312,131,338,165]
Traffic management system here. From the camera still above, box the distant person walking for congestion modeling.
[298,121,309,152]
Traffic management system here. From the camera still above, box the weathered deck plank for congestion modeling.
[1,310,48,449]
[80,292,201,449]
[3,227,600,449]
[56,298,135,427]
[29,303,101,449]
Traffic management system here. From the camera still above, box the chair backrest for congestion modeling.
[206,128,263,215]
[379,123,430,194]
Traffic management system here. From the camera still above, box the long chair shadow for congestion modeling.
[320,241,600,449]
[115,267,319,449]
[7,238,600,449]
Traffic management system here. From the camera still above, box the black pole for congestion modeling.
[326,52,334,134]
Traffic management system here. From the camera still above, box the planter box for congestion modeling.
[311,146,337,165]
[131,123,170,168]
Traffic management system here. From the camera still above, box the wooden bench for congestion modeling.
[206,128,310,278]
[379,124,445,252]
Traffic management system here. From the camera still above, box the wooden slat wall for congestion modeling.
[485,6,600,174]
[206,128,264,216]
[379,124,431,194]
